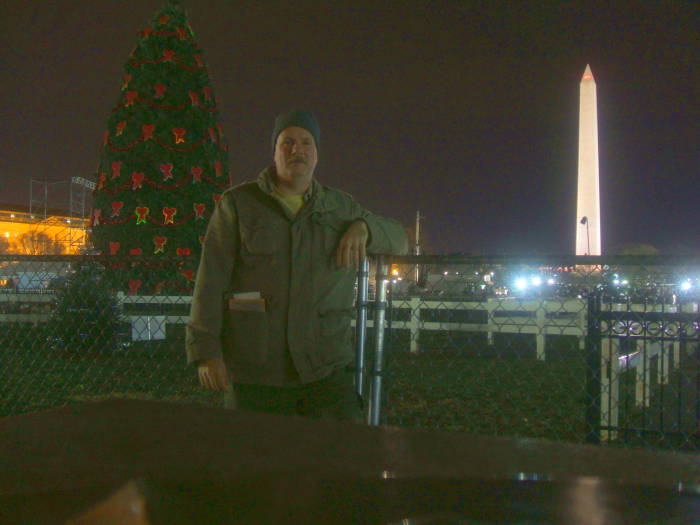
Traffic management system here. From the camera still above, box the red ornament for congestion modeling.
[176,247,191,256]
[121,74,132,90]
[154,83,167,99]
[162,49,175,62]
[180,269,195,282]
[202,87,212,101]
[208,128,217,143]
[153,236,167,254]
[216,123,225,138]
[142,124,155,140]
[191,166,203,182]
[109,242,120,255]
[128,280,142,295]
[135,207,149,224]
[177,26,187,40]
[111,201,124,217]
[172,128,186,144]
[198,235,205,244]
[91,209,102,226]
[212,194,222,205]
[153,281,166,294]
[159,163,174,180]
[115,121,127,136]
[111,161,122,179]
[131,172,145,190]
[162,207,177,225]
[129,248,143,256]
[125,91,138,107]
[141,26,153,38]
[214,161,223,178]
[194,203,206,218]
[188,91,200,107]
[158,15,169,25]
[102,130,110,146]
[97,172,107,190]
[195,55,204,67]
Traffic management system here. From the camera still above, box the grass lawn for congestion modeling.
[382,350,590,443]
[0,339,221,417]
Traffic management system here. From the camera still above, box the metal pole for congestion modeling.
[585,290,602,444]
[368,256,389,426]
[355,257,370,400]
[414,211,422,283]
[586,221,590,256]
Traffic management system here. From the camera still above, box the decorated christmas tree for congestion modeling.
[91,1,229,295]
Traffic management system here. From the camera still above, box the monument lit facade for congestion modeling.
[575,64,602,256]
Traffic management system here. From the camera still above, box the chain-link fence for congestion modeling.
[362,255,700,452]
[0,255,220,417]
[3,253,700,453]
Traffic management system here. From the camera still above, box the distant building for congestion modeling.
[0,204,88,255]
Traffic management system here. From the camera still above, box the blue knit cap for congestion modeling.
[271,110,320,153]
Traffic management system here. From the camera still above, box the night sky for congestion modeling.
[1,1,698,254]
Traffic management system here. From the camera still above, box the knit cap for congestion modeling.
[271,110,320,153]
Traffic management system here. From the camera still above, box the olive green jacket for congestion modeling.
[186,167,408,386]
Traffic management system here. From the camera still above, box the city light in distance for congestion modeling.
[514,278,528,291]
[513,274,557,292]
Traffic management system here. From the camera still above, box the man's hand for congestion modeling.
[197,357,231,391]
[336,220,369,269]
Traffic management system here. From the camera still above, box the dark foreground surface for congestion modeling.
[2,399,700,524]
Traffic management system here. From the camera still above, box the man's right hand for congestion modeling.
[197,357,231,391]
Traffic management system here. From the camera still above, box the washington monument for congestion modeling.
[575,64,601,255]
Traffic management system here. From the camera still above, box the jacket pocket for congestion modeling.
[240,220,275,255]
[239,220,276,269]
[223,310,269,365]
[317,308,353,366]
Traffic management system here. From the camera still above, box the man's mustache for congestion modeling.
[288,156,306,164]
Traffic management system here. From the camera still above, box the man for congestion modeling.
[186,110,407,421]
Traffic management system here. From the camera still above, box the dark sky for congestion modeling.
[1,1,698,254]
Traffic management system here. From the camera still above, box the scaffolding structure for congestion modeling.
[27,177,94,254]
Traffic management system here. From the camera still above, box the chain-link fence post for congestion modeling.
[368,256,389,426]
[355,257,370,401]
[585,289,602,444]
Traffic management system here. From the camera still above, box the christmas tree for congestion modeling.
[91,1,229,295]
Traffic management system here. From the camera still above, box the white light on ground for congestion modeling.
[681,281,692,292]
[531,276,542,287]
[547,278,555,286]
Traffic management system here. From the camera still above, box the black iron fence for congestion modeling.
[3,253,700,452]
[361,254,700,451]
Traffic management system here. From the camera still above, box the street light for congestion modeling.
[580,216,590,255]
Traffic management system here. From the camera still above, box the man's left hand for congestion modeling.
[336,220,369,269]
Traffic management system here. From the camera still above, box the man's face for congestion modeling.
[273,126,318,185]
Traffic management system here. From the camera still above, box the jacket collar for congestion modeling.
[256,166,336,212]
